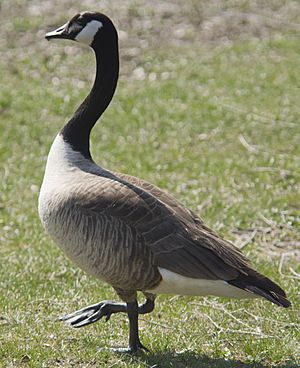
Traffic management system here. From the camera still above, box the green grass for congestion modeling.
[1,1,299,367]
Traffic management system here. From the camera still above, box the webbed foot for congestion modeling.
[60,301,125,327]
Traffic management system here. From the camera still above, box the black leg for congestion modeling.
[126,301,148,352]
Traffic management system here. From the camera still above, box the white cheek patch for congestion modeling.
[75,20,103,45]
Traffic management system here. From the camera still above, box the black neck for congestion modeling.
[61,35,119,159]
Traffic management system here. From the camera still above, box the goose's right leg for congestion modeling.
[60,294,155,328]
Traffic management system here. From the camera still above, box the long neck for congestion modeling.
[61,37,119,159]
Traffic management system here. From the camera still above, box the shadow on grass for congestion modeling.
[123,350,298,368]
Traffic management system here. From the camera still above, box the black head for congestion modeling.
[45,12,117,48]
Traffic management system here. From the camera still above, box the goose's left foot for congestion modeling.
[59,301,124,327]
[60,297,155,328]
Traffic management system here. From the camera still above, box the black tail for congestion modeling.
[228,271,291,308]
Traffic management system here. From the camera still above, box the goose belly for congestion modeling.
[148,268,257,299]
[40,205,105,278]
[39,196,159,290]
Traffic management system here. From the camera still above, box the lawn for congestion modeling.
[0,1,299,367]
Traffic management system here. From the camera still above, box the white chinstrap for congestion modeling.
[75,20,103,45]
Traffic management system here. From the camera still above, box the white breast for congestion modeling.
[38,134,108,277]
[39,134,103,198]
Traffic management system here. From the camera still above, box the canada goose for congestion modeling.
[39,11,291,353]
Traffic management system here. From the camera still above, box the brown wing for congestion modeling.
[117,172,290,306]
[80,169,251,281]
[115,172,206,227]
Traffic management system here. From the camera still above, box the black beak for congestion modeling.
[45,22,71,41]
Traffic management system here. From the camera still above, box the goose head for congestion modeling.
[45,11,117,48]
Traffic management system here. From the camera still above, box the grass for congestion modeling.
[0,1,299,367]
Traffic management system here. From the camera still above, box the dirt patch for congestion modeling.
[1,0,299,54]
